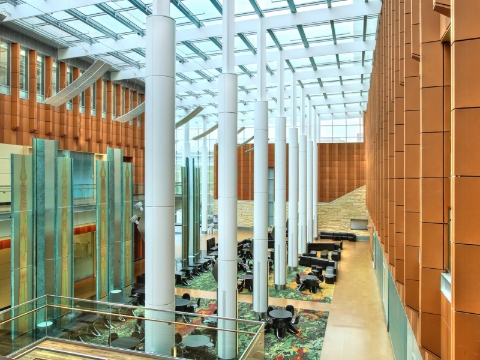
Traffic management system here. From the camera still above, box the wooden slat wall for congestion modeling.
[214,142,366,203]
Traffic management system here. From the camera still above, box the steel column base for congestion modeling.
[288,266,298,271]
[275,285,286,290]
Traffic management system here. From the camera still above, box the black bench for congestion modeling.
[307,241,342,252]
[319,231,356,242]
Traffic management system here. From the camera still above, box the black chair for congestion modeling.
[108,332,118,346]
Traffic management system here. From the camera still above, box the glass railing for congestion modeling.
[0,295,265,360]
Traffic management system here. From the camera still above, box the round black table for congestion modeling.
[175,298,190,308]
[300,275,319,281]
[182,334,210,348]
[269,309,292,319]
[300,275,320,294]
[111,336,142,350]
[268,310,297,339]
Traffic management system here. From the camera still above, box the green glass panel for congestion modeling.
[96,160,109,300]
[122,162,133,287]
[194,167,200,259]
[55,157,74,301]
[11,154,34,334]
[107,148,123,291]
[181,166,188,268]
[388,270,407,359]
[32,139,58,301]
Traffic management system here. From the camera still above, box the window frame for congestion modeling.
[36,54,45,102]
[19,48,28,99]
[0,41,11,95]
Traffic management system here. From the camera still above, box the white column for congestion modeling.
[183,113,190,164]
[288,71,298,268]
[298,134,307,254]
[298,88,307,255]
[201,116,208,234]
[274,51,286,289]
[253,18,269,316]
[307,101,313,243]
[313,114,318,239]
[217,1,238,358]
[144,0,175,354]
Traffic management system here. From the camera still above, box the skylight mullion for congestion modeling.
[65,9,121,41]
[127,0,151,16]
[182,41,209,61]
[248,0,265,18]
[95,3,145,36]
[209,37,223,50]
[209,0,223,15]
[37,14,94,44]
[238,33,256,55]
[108,52,139,68]
[171,0,203,28]
[286,60,295,73]
[286,0,297,13]
[267,29,283,51]
[330,20,337,45]
[296,25,310,48]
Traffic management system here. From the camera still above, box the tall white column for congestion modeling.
[313,114,318,239]
[201,116,209,234]
[217,1,238,358]
[298,88,307,254]
[307,101,313,243]
[144,0,175,354]
[253,19,269,316]
[183,114,190,164]
[298,134,307,254]
[274,51,286,289]
[288,71,298,269]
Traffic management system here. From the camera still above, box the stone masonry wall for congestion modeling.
[317,185,369,237]
[213,185,370,236]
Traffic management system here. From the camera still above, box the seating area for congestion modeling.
[298,252,338,283]
[307,241,343,252]
[318,231,357,242]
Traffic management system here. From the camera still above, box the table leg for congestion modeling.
[287,323,299,334]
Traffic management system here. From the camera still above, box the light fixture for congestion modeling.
[130,215,140,225]
[134,201,144,212]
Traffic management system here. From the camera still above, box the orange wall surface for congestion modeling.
[214,142,365,203]
[365,0,480,359]
[0,46,145,185]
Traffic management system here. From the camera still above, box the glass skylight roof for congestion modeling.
[1,0,380,140]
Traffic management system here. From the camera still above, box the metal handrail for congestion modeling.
[28,346,109,360]
[47,304,256,336]
[46,295,264,326]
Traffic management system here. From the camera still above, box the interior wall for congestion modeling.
[214,142,366,203]
[0,44,145,186]
[365,0,458,358]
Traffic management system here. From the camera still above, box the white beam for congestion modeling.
[58,2,381,60]
[109,41,374,80]
[175,82,370,108]
[112,63,372,85]
[2,0,108,22]
[178,41,375,74]
[198,104,367,117]
[177,95,368,111]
